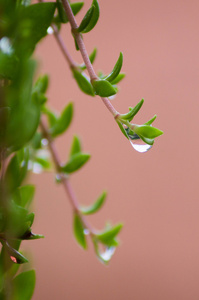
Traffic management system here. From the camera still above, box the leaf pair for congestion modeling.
[77,0,100,33]
[61,136,90,174]
[72,69,95,96]
[92,52,124,97]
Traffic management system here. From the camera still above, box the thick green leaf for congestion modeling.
[14,2,56,56]
[73,213,87,249]
[145,115,157,125]
[105,52,123,83]
[96,223,123,246]
[72,69,95,96]
[50,102,73,137]
[4,242,29,264]
[70,136,82,157]
[14,185,35,208]
[133,125,163,139]
[33,74,49,94]
[80,48,97,70]
[120,99,144,122]
[0,51,18,79]
[110,73,125,85]
[78,0,100,33]
[11,270,36,300]
[80,191,107,215]
[56,1,84,24]
[77,6,94,33]
[116,121,129,139]
[92,79,117,97]
[62,153,90,174]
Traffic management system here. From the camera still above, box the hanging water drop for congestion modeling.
[100,246,115,262]
[129,139,152,153]
[83,229,90,235]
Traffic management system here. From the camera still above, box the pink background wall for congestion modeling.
[26,0,199,299]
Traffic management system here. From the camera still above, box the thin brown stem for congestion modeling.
[39,119,95,234]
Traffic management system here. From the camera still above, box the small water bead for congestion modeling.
[32,163,43,174]
[41,138,48,146]
[47,26,54,35]
[0,37,13,54]
[83,229,90,235]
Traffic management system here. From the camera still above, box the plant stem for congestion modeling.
[61,0,119,117]
[39,119,95,235]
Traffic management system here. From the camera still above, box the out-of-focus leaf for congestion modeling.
[50,102,73,137]
[96,223,123,247]
[80,191,107,215]
[62,153,90,174]
[11,270,36,299]
[69,136,82,157]
[4,242,29,264]
[56,1,84,24]
[73,213,87,249]
[79,48,97,70]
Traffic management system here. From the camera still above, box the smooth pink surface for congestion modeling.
[26,0,199,299]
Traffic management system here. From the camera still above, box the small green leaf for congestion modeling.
[96,223,123,247]
[35,156,51,170]
[120,99,144,122]
[133,125,163,139]
[11,270,36,300]
[79,48,97,70]
[105,52,123,83]
[77,6,94,33]
[4,242,29,264]
[15,185,35,208]
[62,153,90,174]
[56,1,84,24]
[43,107,58,128]
[26,213,35,227]
[116,121,129,139]
[73,213,87,249]
[70,136,82,157]
[0,51,19,79]
[50,102,73,137]
[110,73,125,85]
[145,115,157,125]
[72,69,95,96]
[80,191,107,215]
[33,74,49,94]
[92,79,117,97]
[78,0,100,33]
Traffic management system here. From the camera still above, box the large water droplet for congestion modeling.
[129,139,152,153]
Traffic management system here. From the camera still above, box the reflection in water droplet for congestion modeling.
[55,174,62,183]
[129,139,152,153]
[47,26,54,35]
[83,229,90,235]
[100,247,116,262]
[10,256,17,263]
[41,138,48,146]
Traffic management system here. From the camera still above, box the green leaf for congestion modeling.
[110,73,125,85]
[73,213,87,249]
[42,107,58,128]
[105,52,123,83]
[62,153,90,174]
[133,125,163,139]
[14,185,35,208]
[80,191,107,215]
[77,6,94,33]
[4,242,29,264]
[56,1,84,24]
[116,121,129,139]
[92,79,117,97]
[0,51,19,79]
[35,156,51,170]
[11,270,36,300]
[78,0,100,33]
[15,2,56,56]
[80,48,97,70]
[50,102,73,137]
[96,223,123,247]
[26,213,35,227]
[144,115,157,125]
[19,230,44,240]
[33,74,49,94]
[72,69,95,96]
[70,136,82,157]
[120,99,144,122]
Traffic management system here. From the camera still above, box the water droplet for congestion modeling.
[0,37,13,54]
[129,139,152,153]
[10,256,17,263]
[47,26,54,35]
[41,138,48,146]
[99,246,115,262]
[55,174,62,183]
[83,229,90,235]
